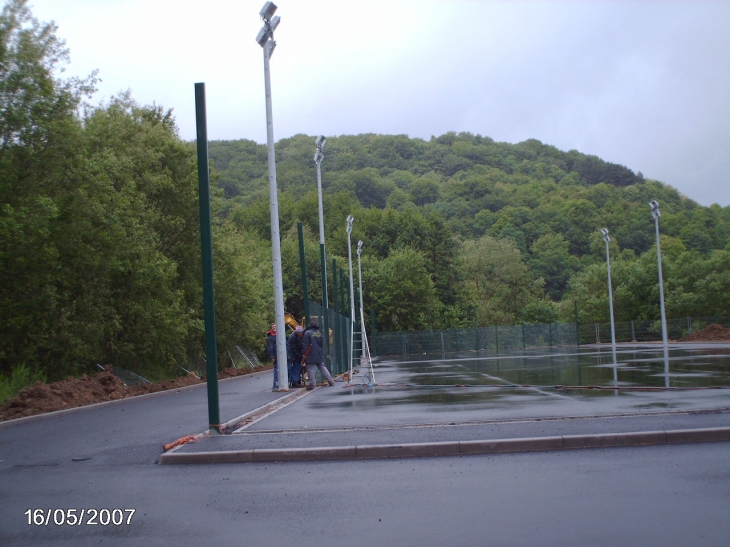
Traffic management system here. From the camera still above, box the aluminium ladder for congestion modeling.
[348,309,375,386]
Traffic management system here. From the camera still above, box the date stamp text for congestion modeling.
[24,508,136,526]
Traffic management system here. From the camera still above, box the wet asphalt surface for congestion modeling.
[1,343,729,546]
[173,343,730,455]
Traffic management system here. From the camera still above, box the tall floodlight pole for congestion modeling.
[314,136,330,366]
[256,2,288,390]
[601,229,618,371]
[649,200,670,387]
[346,215,356,382]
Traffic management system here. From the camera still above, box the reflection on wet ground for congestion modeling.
[329,344,730,414]
[396,345,730,390]
[244,344,730,430]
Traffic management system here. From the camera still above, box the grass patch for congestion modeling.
[0,365,47,406]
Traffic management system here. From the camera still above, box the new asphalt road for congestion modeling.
[2,347,730,546]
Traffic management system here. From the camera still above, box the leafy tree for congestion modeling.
[409,174,440,206]
[458,235,543,325]
[365,249,438,331]
[330,168,394,209]
[529,233,580,301]
[0,0,96,377]
[522,300,560,324]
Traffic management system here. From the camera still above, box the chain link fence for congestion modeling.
[309,301,352,376]
[373,316,730,357]
[579,316,730,345]
[374,323,578,357]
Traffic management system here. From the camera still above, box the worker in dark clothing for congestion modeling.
[287,325,304,388]
[301,319,335,390]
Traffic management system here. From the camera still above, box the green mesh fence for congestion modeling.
[309,301,352,376]
[578,316,730,345]
[372,316,730,357]
[374,323,578,357]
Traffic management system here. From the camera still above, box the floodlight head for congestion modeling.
[314,137,326,164]
[270,15,281,31]
[357,240,363,256]
[649,199,661,219]
[346,215,354,234]
[601,228,610,243]
[256,26,269,47]
[259,1,277,21]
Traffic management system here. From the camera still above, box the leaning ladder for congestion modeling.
[349,308,375,386]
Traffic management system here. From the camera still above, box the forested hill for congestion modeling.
[211,132,642,205]
[208,132,693,259]
[6,0,727,392]
[209,132,730,332]
[13,0,677,387]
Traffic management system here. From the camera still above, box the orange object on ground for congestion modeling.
[163,435,198,452]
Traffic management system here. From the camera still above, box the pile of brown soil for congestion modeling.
[679,323,730,342]
[0,364,272,422]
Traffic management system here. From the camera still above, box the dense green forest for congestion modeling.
[0,0,271,386]
[209,132,730,330]
[2,0,729,393]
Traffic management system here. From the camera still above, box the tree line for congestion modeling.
[1,0,270,383]
[211,131,730,333]
[2,0,729,391]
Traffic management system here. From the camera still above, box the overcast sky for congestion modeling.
[28,0,730,207]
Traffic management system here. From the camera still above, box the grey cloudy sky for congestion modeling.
[29,0,730,206]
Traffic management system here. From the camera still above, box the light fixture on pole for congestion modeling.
[649,199,670,386]
[346,215,356,382]
[314,135,330,367]
[601,228,618,367]
[256,2,288,390]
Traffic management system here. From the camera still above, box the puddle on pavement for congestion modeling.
[326,345,730,409]
[402,346,730,390]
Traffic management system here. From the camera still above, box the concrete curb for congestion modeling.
[158,426,730,464]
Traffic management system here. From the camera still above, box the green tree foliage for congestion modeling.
[364,249,438,331]
[211,128,729,333]
[529,233,580,301]
[1,0,97,377]
[458,235,543,326]
[5,0,730,388]
[0,1,272,381]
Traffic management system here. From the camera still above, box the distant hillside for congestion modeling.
[208,132,730,329]
[209,132,642,202]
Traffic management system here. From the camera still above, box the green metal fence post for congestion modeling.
[297,223,310,326]
[339,267,347,372]
[370,308,377,357]
[574,300,580,346]
[194,83,220,433]
[331,259,339,373]
[521,311,526,351]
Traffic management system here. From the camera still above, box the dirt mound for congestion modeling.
[0,372,129,421]
[0,364,273,422]
[679,323,730,342]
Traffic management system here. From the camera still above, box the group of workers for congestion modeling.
[266,319,335,391]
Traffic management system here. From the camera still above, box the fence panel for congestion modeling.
[374,316,729,358]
